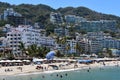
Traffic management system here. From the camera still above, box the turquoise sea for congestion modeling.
[0,66,120,80]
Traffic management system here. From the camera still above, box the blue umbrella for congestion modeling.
[46,51,56,60]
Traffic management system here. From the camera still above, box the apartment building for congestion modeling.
[65,15,86,24]
[103,37,120,49]
[7,29,22,55]
[66,39,77,53]
[75,20,117,32]
[50,12,63,24]
[6,25,55,55]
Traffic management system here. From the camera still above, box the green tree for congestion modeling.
[75,42,83,56]
[19,42,26,56]
[26,45,50,58]
[26,44,38,57]
[66,44,71,55]
[106,48,113,58]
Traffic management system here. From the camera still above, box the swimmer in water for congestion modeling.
[42,75,45,78]
[87,69,89,72]
[65,73,68,76]
[60,75,63,78]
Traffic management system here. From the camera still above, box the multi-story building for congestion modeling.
[2,8,22,20]
[39,36,55,48]
[50,12,63,24]
[102,37,120,49]
[86,32,110,39]
[66,39,77,53]
[55,39,77,54]
[76,32,108,54]
[15,25,47,48]
[79,38,89,54]
[6,25,55,55]
[75,20,117,32]
[7,29,22,55]
[54,27,69,37]
[88,38,103,54]
[0,8,25,26]
[65,15,86,24]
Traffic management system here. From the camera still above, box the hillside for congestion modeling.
[0,2,120,28]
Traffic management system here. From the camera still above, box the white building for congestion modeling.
[86,32,110,39]
[15,25,41,48]
[50,12,63,24]
[65,15,86,24]
[6,25,55,55]
[3,8,22,20]
[54,27,69,36]
[103,37,120,49]
[39,36,55,48]
[88,38,103,54]
[66,39,77,53]
[79,38,89,54]
[7,29,22,55]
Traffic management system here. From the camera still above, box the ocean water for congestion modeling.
[0,66,120,80]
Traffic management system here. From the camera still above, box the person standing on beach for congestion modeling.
[20,67,22,72]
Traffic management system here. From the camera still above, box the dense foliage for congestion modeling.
[0,1,120,35]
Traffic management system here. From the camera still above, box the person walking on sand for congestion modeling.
[20,67,22,72]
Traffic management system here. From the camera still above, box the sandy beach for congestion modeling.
[0,60,120,76]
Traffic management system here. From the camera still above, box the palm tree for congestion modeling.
[27,44,38,57]
[26,45,50,58]
[69,23,76,38]
[56,36,61,44]
[75,41,83,56]
[37,46,44,58]
[106,48,113,57]
[60,36,67,55]
[66,44,71,55]
[19,42,26,56]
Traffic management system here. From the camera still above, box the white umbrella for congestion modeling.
[16,60,22,62]
[23,60,30,62]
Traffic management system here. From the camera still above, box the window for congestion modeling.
[18,38,21,40]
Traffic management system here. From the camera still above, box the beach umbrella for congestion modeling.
[11,60,17,62]
[23,60,30,62]
[33,58,44,62]
[0,60,5,63]
[46,51,56,60]
[16,60,22,62]
[5,60,11,62]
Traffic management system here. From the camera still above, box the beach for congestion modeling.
[0,60,120,76]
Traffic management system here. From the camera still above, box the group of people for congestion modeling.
[5,68,13,72]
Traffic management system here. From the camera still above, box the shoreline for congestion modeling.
[0,61,120,76]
